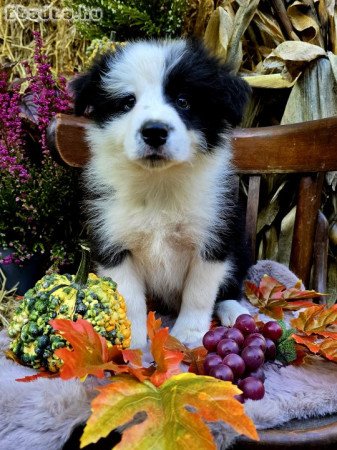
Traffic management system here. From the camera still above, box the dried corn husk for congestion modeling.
[204,6,234,61]
[287,0,324,47]
[226,0,260,72]
[281,55,337,123]
[278,207,297,266]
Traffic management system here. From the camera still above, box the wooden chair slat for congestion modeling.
[245,176,261,265]
[289,173,324,286]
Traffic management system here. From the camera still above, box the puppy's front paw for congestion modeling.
[170,323,206,346]
[216,300,250,327]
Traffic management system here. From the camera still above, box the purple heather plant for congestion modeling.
[0,32,81,271]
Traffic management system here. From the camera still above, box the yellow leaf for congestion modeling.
[81,373,258,450]
[243,73,299,89]
[204,7,234,61]
[291,305,337,338]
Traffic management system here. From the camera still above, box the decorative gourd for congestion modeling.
[8,245,131,372]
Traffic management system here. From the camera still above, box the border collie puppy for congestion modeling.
[71,40,251,348]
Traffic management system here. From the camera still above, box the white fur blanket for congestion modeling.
[1,260,337,450]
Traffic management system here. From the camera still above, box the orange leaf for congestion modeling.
[150,327,184,387]
[146,311,162,340]
[283,300,317,310]
[319,338,337,362]
[80,373,258,450]
[51,318,120,380]
[291,305,337,338]
[122,348,143,367]
[291,305,337,365]
[16,370,59,382]
[245,275,322,320]
[120,348,154,382]
[292,334,321,353]
[259,275,285,299]
[187,346,208,375]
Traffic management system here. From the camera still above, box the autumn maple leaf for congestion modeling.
[291,305,337,364]
[16,370,59,383]
[80,373,259,450]
[51,318,121,380]
[245,275,321,320]
[45,313,184,385]
[146,312,184,386]
[291,304,337,338]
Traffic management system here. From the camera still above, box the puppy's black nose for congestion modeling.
[141,121,168,148]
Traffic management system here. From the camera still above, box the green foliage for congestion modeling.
[0,149,81,272]
[276,320,297,364]
[64,0,188,40]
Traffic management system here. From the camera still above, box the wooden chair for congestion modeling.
[50,113,337,449]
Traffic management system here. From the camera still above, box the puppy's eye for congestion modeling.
[122,94,136,111]
[176,95,190,110]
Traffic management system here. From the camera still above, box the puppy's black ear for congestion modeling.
[69,53,112,116]
[69,72,94,116]
[221,71,251,127]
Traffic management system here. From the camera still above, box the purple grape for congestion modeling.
[217,338,240,358]
[262,321,283,341]
[213,326,228,341]
[243,333,266,351]
[241,345,265,370]
[203,330,222,352]
[224,328,244,347]
[234,314,256,335]
[265,338,276,361]
[222,353,245,377]
[247,367,265,382]
[237,378,244,390]
[204,354,223,374]
[209,364,234,381]
[235,394,245,404]
[240,376,265,400]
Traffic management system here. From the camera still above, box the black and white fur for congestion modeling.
[71,40,251,348]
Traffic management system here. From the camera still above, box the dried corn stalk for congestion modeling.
[195,0,337,298]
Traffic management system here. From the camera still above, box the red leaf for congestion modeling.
[147,311,162,340]
[245,275,323,320]
[187,346,208,375]
[150,326,184,387]
[121,348,154,382]
[292,334,321,353]
[122,348,143,367]
[259,275,285,299]
[16,371,59,383]
[51,318,120,380]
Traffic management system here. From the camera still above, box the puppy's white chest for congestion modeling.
[125,217,197,300]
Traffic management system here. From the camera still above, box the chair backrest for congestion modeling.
[50,114,337,290]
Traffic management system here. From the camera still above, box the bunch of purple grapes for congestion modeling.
[203,314,283,402]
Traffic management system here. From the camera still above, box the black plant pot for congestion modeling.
[0,249,45,296]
